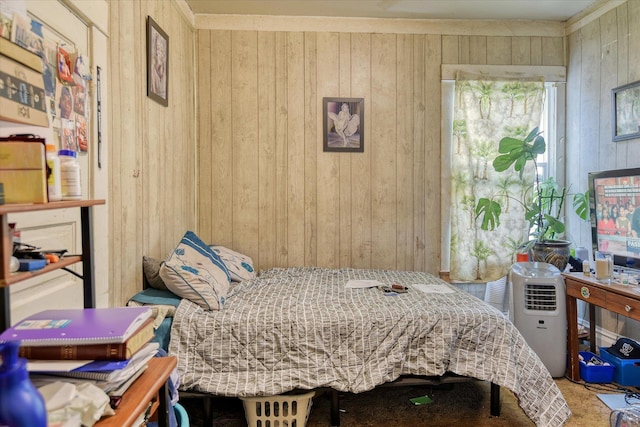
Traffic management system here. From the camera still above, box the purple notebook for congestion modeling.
[0,307,152,346]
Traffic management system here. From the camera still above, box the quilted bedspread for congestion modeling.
[169,267,571,426]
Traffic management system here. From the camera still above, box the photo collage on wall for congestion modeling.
[4,11,91,153]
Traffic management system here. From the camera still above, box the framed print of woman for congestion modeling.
[323,97,364,152]
[146,16,169,106]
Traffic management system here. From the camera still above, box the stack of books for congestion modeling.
[0,307,157,408]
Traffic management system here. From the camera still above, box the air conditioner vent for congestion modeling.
[524,283,557,311]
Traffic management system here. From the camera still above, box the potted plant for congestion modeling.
[475,127,589,271]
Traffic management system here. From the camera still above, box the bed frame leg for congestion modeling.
[330,389,340,426]
[202,396,213,426]
[490,382,501,416]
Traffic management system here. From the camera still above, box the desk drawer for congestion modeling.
[607,292,640,321]
[566,280,607,306]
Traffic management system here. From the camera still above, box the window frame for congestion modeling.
[440,71,566,275]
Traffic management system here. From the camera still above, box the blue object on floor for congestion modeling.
[146,403,189,427]
[174,403,189,427]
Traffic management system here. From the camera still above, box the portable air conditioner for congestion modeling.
[508,262,567,377]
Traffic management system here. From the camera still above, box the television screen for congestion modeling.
[588,167,640,271]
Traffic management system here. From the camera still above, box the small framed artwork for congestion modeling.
[146,16,169,106]
[612,80,640,141]
[323,97,364,152]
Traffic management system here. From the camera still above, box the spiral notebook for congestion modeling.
[0,307,152,346]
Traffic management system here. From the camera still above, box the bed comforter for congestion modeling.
[169,267,571,426]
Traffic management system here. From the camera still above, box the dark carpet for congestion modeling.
[178,377,612,426]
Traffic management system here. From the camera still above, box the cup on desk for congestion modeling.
[595,251,613,284]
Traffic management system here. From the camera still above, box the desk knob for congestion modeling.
[625,305,632,312]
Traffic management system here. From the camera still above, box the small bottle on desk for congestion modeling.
[583,260,590,276]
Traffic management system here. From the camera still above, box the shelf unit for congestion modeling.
[0,199,105,331]
[95,357,177,427]
[0,200,176,427]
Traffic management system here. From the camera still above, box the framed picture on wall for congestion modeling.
[323,97,364,152]
[146,16,169,107]
[612,80,640,141]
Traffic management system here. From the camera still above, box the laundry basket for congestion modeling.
[240,391,315,427]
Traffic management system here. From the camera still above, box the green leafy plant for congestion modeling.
[475,127,589,246]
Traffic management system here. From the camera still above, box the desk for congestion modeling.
[563,272,640,381]
[96,356,177,427]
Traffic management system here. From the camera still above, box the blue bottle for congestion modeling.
[0,341,47,427]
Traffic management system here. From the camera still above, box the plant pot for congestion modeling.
[531,240,571,272]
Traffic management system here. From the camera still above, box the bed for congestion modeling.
[162,266,571,427]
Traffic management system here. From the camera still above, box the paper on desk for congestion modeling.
[345,279,383,289]
[413,283,455,294]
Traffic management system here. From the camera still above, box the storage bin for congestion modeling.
[241,391,314,427]
[579,351,614,383]
[600,347,640,387]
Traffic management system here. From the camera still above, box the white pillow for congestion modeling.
[160,231,231,310]
[209,245,256,282]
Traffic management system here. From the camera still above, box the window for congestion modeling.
[441,76,566,277]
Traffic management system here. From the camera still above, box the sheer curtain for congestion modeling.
[449,73,545,281]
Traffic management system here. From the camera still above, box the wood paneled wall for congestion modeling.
[109,0,196,305]
[565,0,640,337]
[196,29,565,273]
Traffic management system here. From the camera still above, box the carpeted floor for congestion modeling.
[179,376,623,426]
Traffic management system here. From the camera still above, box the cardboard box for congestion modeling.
[0,38,48,127]
[600,347,640,386]
[0,139,48,204]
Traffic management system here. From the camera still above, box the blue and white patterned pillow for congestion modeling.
[209,245,256,282]
[160,231,231,310]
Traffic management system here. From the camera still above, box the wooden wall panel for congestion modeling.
[422,34,443,274]
[257,32,277,268]
[197,29,213,244]
[412,35,427,271]
[468,36,486,64]
[541,37,564,66]
[108,0,195,305]
[350,33,372,269]
[304,33,318,266]
[530,37,543,65]
[208,30,233,246]
[286,32,306,267]
[486,36,512,64]
[196,26,566,274]
[630,0,640,83]
[232,31,260,259]
[338,33,353,268]
[511,37,531,65]
[316,32,341,268]
[396,34,415,271]
[370,34,398,269]
[441,36,459,64]
[109,0,144,306]
[274,32,289,267]
[565,0,640,337]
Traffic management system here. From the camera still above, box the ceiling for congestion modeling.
[183,0,601,21]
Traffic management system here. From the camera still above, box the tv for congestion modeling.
[588,167,640,272]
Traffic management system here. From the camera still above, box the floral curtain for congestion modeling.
[450,74,545,281]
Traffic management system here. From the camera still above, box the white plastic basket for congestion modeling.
[240,391,315,427]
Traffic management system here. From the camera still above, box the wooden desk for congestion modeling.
[96,356,177,427]
[563,272,640,381]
